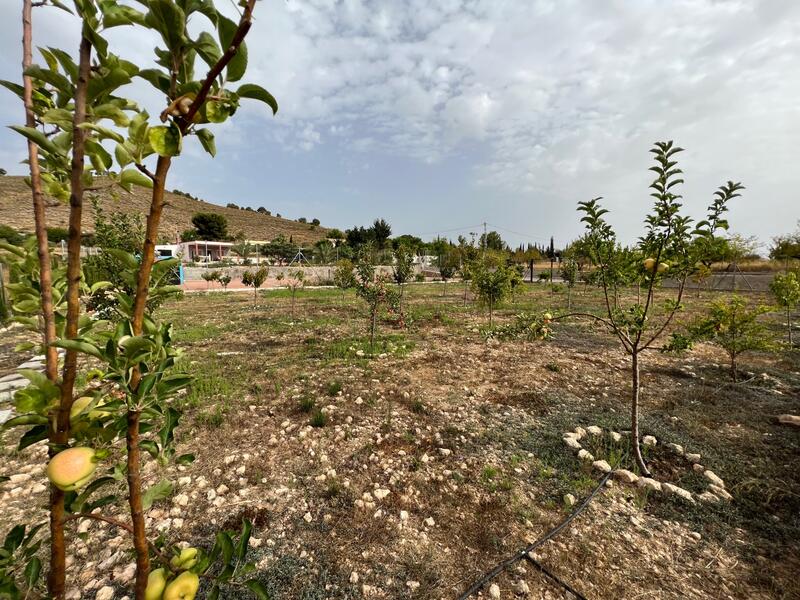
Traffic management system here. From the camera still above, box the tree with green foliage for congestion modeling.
[392,244,414,307]
[191,212,228,241]
[201,269,220,290]
[480,230,506,252]
[559,258,578,309]
[242,267,268,306]
[218,271,232,291]
[770,271,800,345]
[688,296,774,381]
[471,261,521,326]
[333,258,356,301]
[1,1,277,597]
[356,245,401,350]
[569,141,743,474]
[0,225,25,246]
[438,248,459,296]
[770,224,800,262]
[370,218,392,250]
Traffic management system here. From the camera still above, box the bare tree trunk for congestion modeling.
[630,350,650,476]
[49,34,91,600]
[489,299,493,327]
[567,286,572,310]
[126,410,149,600]
[370,307,377,350]
[788,307,793,346]
[731,353,738,383]
[22,0,58,384]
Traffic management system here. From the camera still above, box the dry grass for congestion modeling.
[0,175,329,245]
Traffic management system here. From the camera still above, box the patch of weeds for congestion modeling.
[545,362,561,372]
[298,396,315,413]
[481,466,498,482]
[410,399,427,414]
[309,410,328,428]
[322,480,342,499]
[197,405,226,428]
[326,380,343,396]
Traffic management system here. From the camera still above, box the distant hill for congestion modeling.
[0,176,329,245]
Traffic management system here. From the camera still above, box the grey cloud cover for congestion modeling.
[0,0,797,248]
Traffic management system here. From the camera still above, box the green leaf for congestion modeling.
[23,64,73,95]
[237,84,278,115]
[194,31,222,67]
[48,47,78,81]
[218,16,247,82]
[0,79,25,100]
[142,479,173,510]
[92,103,130,127]
[85,139,113,172]
[175,453,195,465]
[120,168,153,189]
[245,580,271,599]
[41,108,74,129]
[8,125,62,155]
[205,101,230,124]
[235,519,252,561]
[115,143,134,167]
[1,414,49,429]
[195,128,216,157]
[87,67,133,101]
[148,125,182,157]
[18,425,48,450]
[102,4,146,27]
[145,0,187,51]
[54,339,104,360]
[80,123,125,143]
[137,69,171,94]
[24,556,42,588]
[217,531,234,568]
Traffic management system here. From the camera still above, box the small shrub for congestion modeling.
[326,381,342,396]
[298,396,315,413]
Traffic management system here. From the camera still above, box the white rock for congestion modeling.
[303,512,312,523]
[586,425,602,436]
[637,478,662,492]
[685,453,701,464]
[373,488,390,500]
[613,469,638,484]
[438,448,451,456]
[563,437,582,450]
[96,586,114,600]
[697,491,720,503]
[708,484,732,501]
[777,414,800,427]
[662,482,695,503]
[513,579,530,595]
[406,580,420,591]
[399,510,409,521]
[642,435,657,447]
[173,494,189,507]
[703,470,725,488]
[350,571,359,584]
[610,431,622,443]
[424,517,435,527]
[488,583,501,599]
[666,443,684,455]
[577,449,594,461]
[592,460,612,473]
[564,493,576,507]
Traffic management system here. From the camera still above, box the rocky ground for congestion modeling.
[1,284,799,599]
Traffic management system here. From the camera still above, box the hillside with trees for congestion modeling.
[0,175,329,245]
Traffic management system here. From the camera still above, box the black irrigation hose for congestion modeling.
[456,470,612,600]
[524,554,588,600]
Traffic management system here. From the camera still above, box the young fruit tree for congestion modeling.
[0,1,277,598]
[333,258,356,302]
[286,269,305,319]
[558,258,578,309]
[356,247,402,351]
[684,295,774,381]
[572,141,743,475]
[218,271,232,291]
[471,261,521,326]
[242,267,269,306]
[769,271,800,345]
[438,249,459,297]
[392,244,414,306]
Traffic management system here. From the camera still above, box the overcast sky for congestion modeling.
[1,0,798,251]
